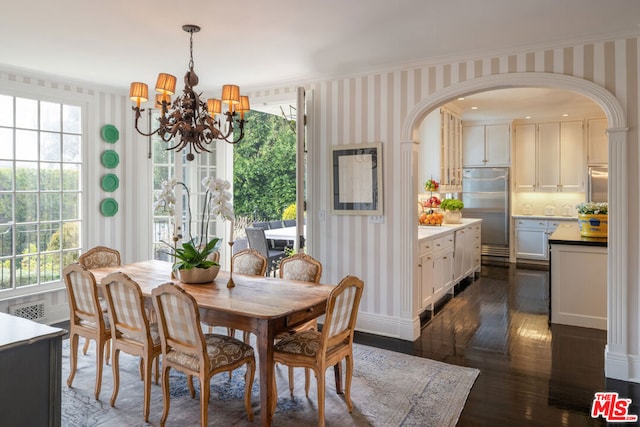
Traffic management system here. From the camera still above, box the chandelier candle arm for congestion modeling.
[130,24,250,161]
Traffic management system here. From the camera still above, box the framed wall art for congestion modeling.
[330,142,383,215]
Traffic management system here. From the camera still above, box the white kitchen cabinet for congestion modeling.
[515,219,549,260]
[514,121,584,192]
[515,218,576,261]
[453,228,467,284]
[469,222,482,276]
[419,232,454,310]
[432,234,454,300]
[587,117,608,165]
[454,224,479,284]
[419,239,434,309]
[462,123,510,167]
[514,123,537,191]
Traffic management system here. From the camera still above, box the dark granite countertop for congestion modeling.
[548,222,607,247]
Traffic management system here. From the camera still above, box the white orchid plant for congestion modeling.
[155,176,233,271]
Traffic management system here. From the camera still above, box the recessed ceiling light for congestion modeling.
[471,106,478,110]
[457,97,465,101]
[525,116,532,119]
[562,113,569,117]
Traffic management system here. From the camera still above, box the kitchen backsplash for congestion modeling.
[512,192,585,217]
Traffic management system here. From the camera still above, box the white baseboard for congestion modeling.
[604,346,640,383]
[355,311,420,341]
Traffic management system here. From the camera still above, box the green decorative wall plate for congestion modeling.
[100,198,118,217]
[101,174,119,192]
[101,150,119,168]
[101,124,119,143]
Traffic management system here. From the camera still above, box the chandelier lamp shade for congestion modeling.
[129,24,249,161]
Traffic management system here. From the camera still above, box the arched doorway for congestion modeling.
[402,72,629,380]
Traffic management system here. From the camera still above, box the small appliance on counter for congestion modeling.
[522,203,533,215]
[544,204,556,216]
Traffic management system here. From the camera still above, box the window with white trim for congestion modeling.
[0,94,82,291]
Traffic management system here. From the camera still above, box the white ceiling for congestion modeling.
[1,1,639,119]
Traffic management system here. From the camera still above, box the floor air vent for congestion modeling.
[9,300,46,321]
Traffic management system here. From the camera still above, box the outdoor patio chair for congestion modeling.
[245,227,286,276]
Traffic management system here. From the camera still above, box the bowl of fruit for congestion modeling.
[419,210,444,226]
[423,196,441,210]
[425,178,439,192]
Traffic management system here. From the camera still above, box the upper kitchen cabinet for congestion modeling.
[514,121,584,192]
[587,117,608,165]
[462,123,511,167]
[418,107,463,192]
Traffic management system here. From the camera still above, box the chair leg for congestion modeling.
[187,375,196,398]
[110,349,120,407]
[288,366,295,396]
[305,367,311,397]
[154,355,160,385]
[316,367,326,427]
[200,374,210,427]
[344,355,354,412]
[67,333,79,387]
[160,364,171,427]
[82,337,90,355]
[94,337,105,400]
[142,356,154,422]
[244,360,255,422]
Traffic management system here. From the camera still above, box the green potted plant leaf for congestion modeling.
[164,237,222,283]
[440,198,464,224]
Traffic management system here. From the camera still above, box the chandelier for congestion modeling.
[129,24,249,161]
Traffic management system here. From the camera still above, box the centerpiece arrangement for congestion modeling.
[155,176,233,283]
[576,202,608,237]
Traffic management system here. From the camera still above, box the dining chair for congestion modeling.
[151,283,256,427]
[100,271,161,422]
[272,275,364,427]
[245,227,286,276]
[79,245,121,269]
[78,245,121,355]
[283,219,296,227]
[278,253,323,395]
[231,248,267,276]
[268,220,289,250]
[63,263,112,400]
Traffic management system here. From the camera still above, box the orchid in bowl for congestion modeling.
[155,176,233,272]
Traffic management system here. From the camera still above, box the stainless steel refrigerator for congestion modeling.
[588,166,608,203]
[462,168,510,258]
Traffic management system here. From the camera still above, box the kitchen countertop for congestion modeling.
[512,214,578,220]
[418,217,482,240]
[548,221,607,247]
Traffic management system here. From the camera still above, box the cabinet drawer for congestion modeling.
[515,219,548,230]
[433,234,454,252]
[419,239,433,255]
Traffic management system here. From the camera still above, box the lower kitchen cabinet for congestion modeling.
[419,219,482,313]
[515,218,577,261]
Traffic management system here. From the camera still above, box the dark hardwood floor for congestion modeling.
[354,264,638,426]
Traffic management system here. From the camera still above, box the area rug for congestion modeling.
[61,336,479,426]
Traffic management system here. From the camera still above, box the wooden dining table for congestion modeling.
[90,259,334,426]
